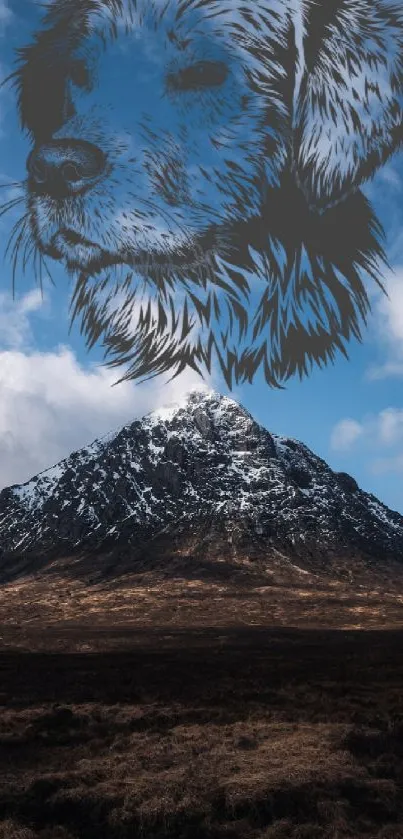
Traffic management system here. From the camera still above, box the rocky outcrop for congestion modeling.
[0,390,402,582]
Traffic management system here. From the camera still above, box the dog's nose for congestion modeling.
[26,139,107,197]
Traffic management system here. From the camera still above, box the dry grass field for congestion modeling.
[0,569,403,838]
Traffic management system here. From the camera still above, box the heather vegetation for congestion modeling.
[0,615,403,838]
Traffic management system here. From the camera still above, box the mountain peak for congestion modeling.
[141,388,257,448]
[144,387,246,421]
[0,392,403,587]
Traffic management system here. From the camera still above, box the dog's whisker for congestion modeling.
[2,199,54,296]
[33,245,43,294]
[39,254,56,289]
[36,250,44,298]
[4,216,30,299]
[22,237,36,274]
[9,220,30,299]
[0,182,24,190]
[4,213,28,261]
[0,197,24,218]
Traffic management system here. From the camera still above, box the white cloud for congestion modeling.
[0,289,48,349]
[330,418,364,452]
[0,346,213,490]
[0,0,12,30]
[378,407,403,446]
[370,454,403,475]
[0,289,216,490]
[0,63,9,136]
[368,360,403,380]
[330,407,403,475]
[363,163,402,203]
[378,165,402,190]
[366,267,403,380]
[376,271,403,347]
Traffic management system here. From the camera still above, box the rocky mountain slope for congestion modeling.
[0,389,402,587]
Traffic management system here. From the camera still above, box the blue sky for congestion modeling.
[1,0,403,515]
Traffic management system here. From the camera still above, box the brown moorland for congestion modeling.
[0,568,403,839]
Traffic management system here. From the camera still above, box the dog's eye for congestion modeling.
[167,61,228,91]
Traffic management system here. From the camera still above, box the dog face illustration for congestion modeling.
[6,0,403,386]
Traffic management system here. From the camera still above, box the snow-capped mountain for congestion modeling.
[0,389,402,584]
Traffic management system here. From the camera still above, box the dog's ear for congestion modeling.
[292,0,403,213]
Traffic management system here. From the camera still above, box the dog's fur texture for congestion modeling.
[5,0,403,387]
